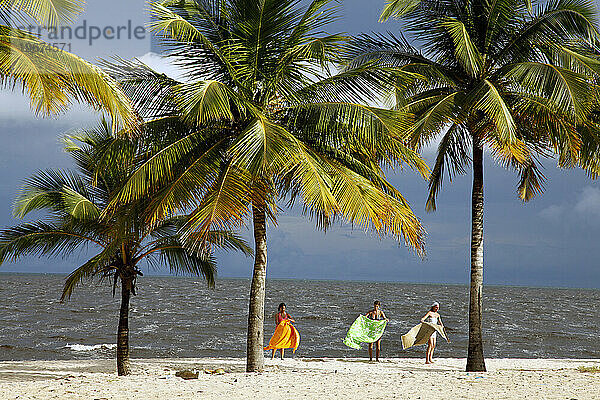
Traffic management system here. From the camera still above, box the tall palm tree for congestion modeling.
[103,0,430,372]
[349,0,600,371]
[0,0,136,129]
[0,123,252,375]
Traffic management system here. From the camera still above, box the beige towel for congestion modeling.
[401,322,448,349]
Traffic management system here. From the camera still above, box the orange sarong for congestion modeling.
[264,319,300,353]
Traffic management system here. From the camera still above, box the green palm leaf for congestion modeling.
[380,0,422,21]
[181,160,253,244]
[229,117,297,175]
[426,123,471,212]
[61,248,116,301]
[0,222,105,264]
[174,80,252,125]
[468,79,529,163]
[148,2,203,42]
[0,29,136,130]
[2,0,84,26]
[441,18,484,78]
[516,161,546,201]
[503,61,593,119]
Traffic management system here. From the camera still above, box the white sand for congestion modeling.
[1,357,599,399]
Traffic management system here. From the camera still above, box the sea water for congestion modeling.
[0,273,598,360]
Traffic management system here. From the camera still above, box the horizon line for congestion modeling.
[0,271,597,291]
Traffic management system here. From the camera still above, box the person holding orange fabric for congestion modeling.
[268,303,295,359]
[274,303,294,325]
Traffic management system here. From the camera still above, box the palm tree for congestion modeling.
[348,0,600,371]
[1,0,136,129]
[103,0,430,372]
[0,123,252,375]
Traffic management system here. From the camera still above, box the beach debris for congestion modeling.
[203,368,226,375]
[577,365,600,373]
[175,370,199,380]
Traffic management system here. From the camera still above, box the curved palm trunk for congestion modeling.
[466,134,486,372]
[117,275,133,376]
[246,204,267,372]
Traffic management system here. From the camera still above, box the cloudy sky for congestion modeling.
[1,0,599,288]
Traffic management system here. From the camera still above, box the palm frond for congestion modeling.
[320,157,425,254]
[204,229,253,256]
[483,0,527,53]
[516,161,547,201]
[467,79,528,162]
[181,160,253,246]
[406,91,461,150]
[498,0,600,63]
[149,1,244,91]
[148,2,204,42]
[287,102,429,176]
[173,80,252,125]
[13,168,97,218]
[60,186,101,220]
[380,0,422,21]
[0,29,137,130]
[140,228,252,272]
[0,222,105,265]
[101,57,181,119]
[143,136,226,225]
[159,246,217,287]
[2,0,84,26]
[426,124,471,212]
[502,61,593,119]
[441,18,484,78]
[106,125,215,214]
[61,247,117,301]
[229,117,297,176]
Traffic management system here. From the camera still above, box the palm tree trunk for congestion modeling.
[117,275,132,376]
[466,134,486,372]
[246,204,267,372]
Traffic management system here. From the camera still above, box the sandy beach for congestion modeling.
[0,357,598,399]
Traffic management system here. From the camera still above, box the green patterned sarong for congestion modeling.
[343,315,388,350]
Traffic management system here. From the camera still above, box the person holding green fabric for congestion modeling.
[343,301,389,354]
[365,301,389,362]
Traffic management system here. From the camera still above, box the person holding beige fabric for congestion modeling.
[421,302,443,364]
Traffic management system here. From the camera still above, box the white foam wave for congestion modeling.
[65,343,116,352]
[140,323,158,333]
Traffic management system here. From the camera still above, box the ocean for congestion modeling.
[1,273,598,361]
